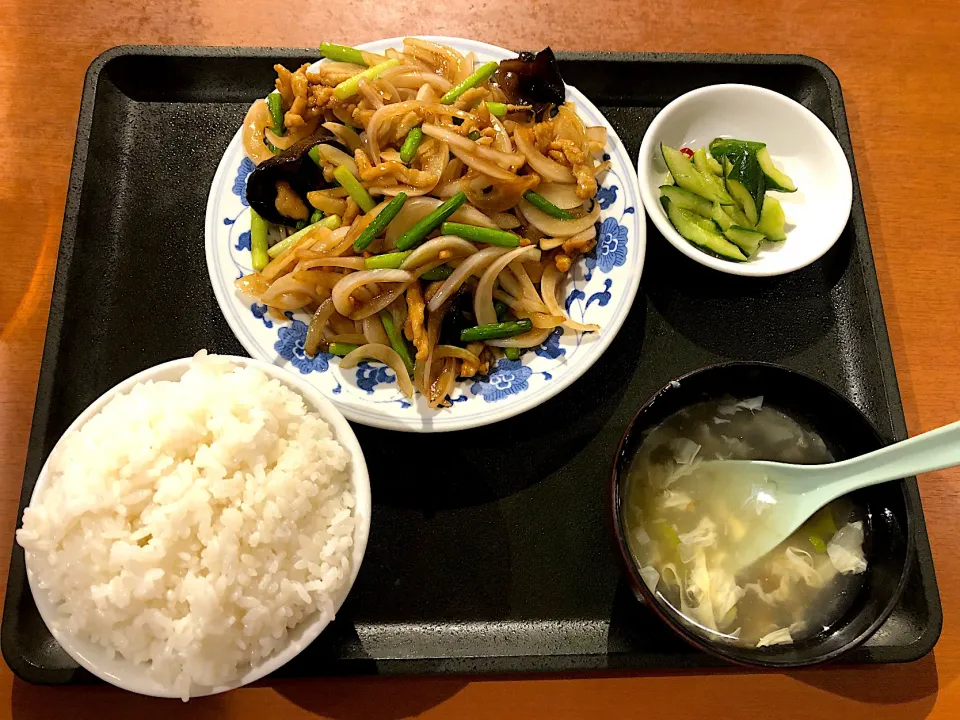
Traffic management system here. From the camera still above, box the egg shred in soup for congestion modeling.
[623,397,869,648]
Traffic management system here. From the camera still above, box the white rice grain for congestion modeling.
[17,352,355,699]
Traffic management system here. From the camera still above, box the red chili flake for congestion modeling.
[680,147,694,158]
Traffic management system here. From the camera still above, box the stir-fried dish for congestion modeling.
[236,40,610,407]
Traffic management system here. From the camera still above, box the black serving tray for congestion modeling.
[1,46,942,684]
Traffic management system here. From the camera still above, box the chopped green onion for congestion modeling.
[250,209,270,272]
[493,300,509,322]
[420,265,454,281]
[333,59,400,100]
[809,535,827,554]
[267,91,285,136]
[309,208,325,224]
[267,215,341,259]
[440,61,499,104]
[486,101,508,118]
[400,127,423,163]
[318,42,367,66]
[353,192,408,251]
[334,165,376,213]
[380,310,415,374]
[364,250,413,270]
[466,130,481,141]
[294,219,309,230]
[308,146,322,166]
[264,134,281,155]
[320,214,343,230]
[460,318,533,342]
[440,222,520,248]
[523,190,574,220]
[504,347,521,361]
[329,342,360,356]
[395,191,467,251]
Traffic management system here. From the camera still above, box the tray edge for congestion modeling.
[1,46,941,682]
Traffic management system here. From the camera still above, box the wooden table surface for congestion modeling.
[2,0,958,717]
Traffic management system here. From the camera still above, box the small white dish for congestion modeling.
[23,355,371,699]
[637,84,852,277]
[206,36,645,432]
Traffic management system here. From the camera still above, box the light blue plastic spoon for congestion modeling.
[712,420,960,572]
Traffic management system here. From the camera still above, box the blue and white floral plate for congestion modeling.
[205,37,645,432]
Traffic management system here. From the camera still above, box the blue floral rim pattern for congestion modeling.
[204,39,645,429]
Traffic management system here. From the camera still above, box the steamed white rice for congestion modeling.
[17,351,356,698]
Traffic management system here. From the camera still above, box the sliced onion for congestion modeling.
[340,344,415,398]
[328,312,357,336]
[308,61,366,85]
[586,126,607,146]
[485,327,553,348]
[452,205,498,228]
[415,83,436,102]
[474,246,542,325]
[303,226,352,258]
[492,212,521,229]
[365,139,449,198]
[261,273,318,305]
[542,262,601,333]
[261,227,332,282]
[429,358,458,408]
[366,100,423,163]
[489,114,513,152]
[235,273,269,300]
[386,198,496,244]
[524,258,545,283]
[416,297,449,394]
[265,122,317,152]
[514,126,575,183]
[375,77,401,104]
[517,311,565,329]
[404,38,462,80]
[457,51,475,84]
[386,71,452,93]
[331,269,412,318]
[358,78,384,110]
[359,260,445,320]
[401,236,478,269]
[388,296,407,334]
[566,225,597,245]
[433,345,480,363]
[242,99,274,164]
[314,144,359,176]
[449,144,519,182]
[535,183,582,209]
[362,315,390,345]
[421,124,524,169]
[261,292,313,311]
[419,103,478,122]
[509,261,549,313]
[439,157,464,185]
[460,172,539,214]
[518,199,600,237]
[323,122,364,153]
[304,299,335,357]
[539,237,565,250]
[434,179,461,198]
[427,247,510,313]
[496,269,524,299]
[555,105,587,146]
